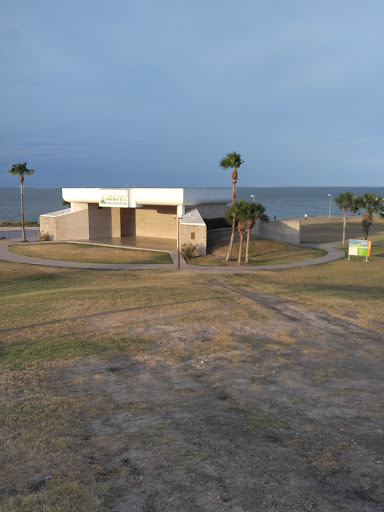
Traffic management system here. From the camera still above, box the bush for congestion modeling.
[181,243,198,258]
[0,220,39,227]
[38,231,53,242]
[203,217,230,231]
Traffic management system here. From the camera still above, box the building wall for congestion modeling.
[71,202,88,212]
[186,203,228,219]
[180,223,207,256]
[125,205,177,239]
[89,203,112,238]
[120,208,131,236]
[40,209,89,240]
[252,219,301,245]
[111,207,121,237]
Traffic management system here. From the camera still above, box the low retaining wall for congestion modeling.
[40,209,90,240]
[252,219,301,245]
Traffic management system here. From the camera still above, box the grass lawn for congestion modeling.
[187,229,326,266]
[8,242,173,265]
[1,235,384,510]
[301,215,384,244]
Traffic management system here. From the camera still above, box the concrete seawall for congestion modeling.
[252,219,301,245]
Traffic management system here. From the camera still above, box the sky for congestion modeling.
[1,0,383,188]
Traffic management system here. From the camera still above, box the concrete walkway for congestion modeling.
[0,227,40,241]
[0,237,345,272]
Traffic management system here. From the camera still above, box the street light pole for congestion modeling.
[174,213,182,269]
[177,216,180,269]
[328,193,332,219]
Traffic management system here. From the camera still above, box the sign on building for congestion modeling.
[348,240,372,261]
[99,190,129,208]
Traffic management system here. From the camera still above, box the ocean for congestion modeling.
[1,186,383,222]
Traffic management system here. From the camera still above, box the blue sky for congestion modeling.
[1,0,383,188]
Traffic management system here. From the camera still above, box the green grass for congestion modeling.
[8,242,173,265]
[301,215,384,244]
[1,336,133,368]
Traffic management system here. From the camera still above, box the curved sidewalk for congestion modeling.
[0,242,345,272]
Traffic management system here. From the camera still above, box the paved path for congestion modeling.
[0,227,40,241]
[0,237,345,272]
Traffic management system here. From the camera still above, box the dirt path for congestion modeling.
[52,283,384,511]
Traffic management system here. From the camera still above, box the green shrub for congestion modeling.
[0,220,39,227]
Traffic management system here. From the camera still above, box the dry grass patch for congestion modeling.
[0,364,106,511]
[0,483,102,512]
[8,242,172,264]
[188,230,326,266]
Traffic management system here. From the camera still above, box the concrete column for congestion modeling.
[111,207,121,237]
[177,204,185,217]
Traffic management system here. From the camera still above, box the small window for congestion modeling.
[191,232,195,240]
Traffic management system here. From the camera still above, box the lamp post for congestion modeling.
[328,193,332,219]
[250,194,255,203]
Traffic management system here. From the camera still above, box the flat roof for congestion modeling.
[62,187,232,207]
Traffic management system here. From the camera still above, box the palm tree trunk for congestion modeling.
[245,220,254,264]
[245,229,250,264]
[238,232,244,265]
[231,169,237,203]
[342,208,347,246]
[225,173,237,262]
[20,176,26,242]
[226,218,235,262]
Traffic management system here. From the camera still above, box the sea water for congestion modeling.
[0,186,383,222]
[237,187,384,219]
[0,188,64,222]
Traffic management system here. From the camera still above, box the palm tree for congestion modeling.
[357,193,383,240]
[219,152,244,262]
[8,162,35,242]
[334,192,360,246]
[225,200,249,265]
[245,202,268,263]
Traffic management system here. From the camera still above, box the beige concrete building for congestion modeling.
[40,187,231,255]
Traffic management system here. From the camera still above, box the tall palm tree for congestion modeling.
[225,200,249,265]
[334,192,360,246]
[357,193,383,240]
[219,152,244,262]
[8,162,35,242]
[245,202,268,264]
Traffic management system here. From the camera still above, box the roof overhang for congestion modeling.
[62,187,232,207]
